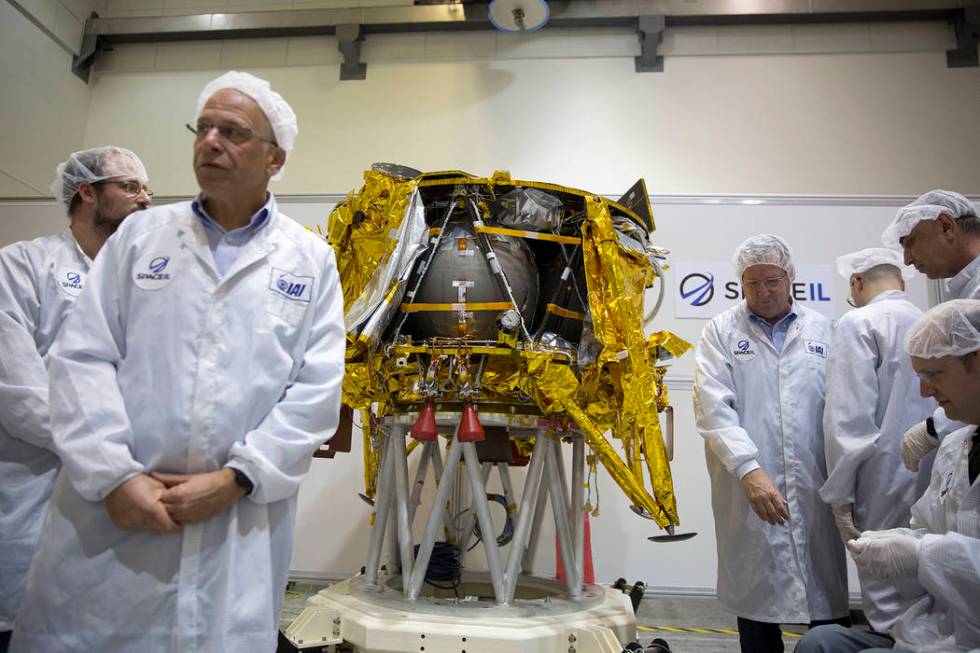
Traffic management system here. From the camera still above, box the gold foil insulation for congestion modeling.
[327,170,690,530]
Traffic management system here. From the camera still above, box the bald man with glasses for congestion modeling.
[10,72,345,653]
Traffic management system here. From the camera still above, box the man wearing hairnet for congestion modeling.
[882,191,980,492]
[797,299,980,653]
[694,234,848,652]
[0,147,149,653]
[11,72,345,652]
[819,248,935,635]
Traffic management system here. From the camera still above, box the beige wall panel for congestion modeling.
[0,1,91,197]
[76,49,979,198]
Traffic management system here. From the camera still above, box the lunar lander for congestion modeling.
[285,165,691,652]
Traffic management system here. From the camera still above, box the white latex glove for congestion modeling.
[833,504,860,544]
[847,528,921,579]
[901,421,938,472]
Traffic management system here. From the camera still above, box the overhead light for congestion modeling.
[488,0,549,33]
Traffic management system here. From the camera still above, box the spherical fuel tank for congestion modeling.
[405,223,538,341]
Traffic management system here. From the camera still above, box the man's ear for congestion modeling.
[76,182,97,206]
[268,147,286,177]
[967,350,980,374]
[936,213,958,242]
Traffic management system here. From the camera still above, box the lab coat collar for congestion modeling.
[176,210,220,280]
[192,193,273,237]
[177,195,281,284]
[740,300,802,354]
[944,253,980,299]
[868,289,906,305]
[64,230,93,268]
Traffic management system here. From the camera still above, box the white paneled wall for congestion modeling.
[79,46,980,200]
[0,1,92,196]
[8,0,105,53]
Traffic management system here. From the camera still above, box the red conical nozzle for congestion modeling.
[457,401,485,442]
[410,400,438,441]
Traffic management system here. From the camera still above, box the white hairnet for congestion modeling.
[50,146,148,211]
[196,71,297,181]
[882,189,977,248]
[905,299,980,359]
[836,247,914,280]
[732,233,796,279]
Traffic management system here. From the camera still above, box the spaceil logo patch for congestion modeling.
[57,266,85,297]
[271,268,313,303]
[732,336,757,361]
[134,254,175,290]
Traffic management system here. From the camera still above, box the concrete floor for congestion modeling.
[279,580,813,652]
[631,594,806,652]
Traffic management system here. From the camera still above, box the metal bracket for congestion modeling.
[635,14,665,73]
[72,13,106,82]
[337,23,367,81]
[946,7,979,68]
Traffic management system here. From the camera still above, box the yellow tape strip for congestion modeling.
[546,303,585,321]
[427,226,581,245]
[400,302,515,313]
[474,225,581,245]
[637,625,802,638]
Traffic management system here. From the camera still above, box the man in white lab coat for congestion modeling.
[881,190,980,473]
[0,146,150,653]
[819,248,935,634]
[694,234,849,653]
[11,71,345,652]
[797,299,980,653]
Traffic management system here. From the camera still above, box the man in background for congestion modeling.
[694,234,848,653]
[797,299,980,652]
[0,146,149,652]
[881,190,980,472]
[820,247,934,634]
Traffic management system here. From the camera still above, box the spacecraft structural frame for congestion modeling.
[288,167,692,651]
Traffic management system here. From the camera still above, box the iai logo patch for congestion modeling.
[270,268,313,303]
[133,254,175,290]
[804,339,829,358]
[731,335,757,362]
[57,266,85,297]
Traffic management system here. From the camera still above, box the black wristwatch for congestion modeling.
[230,467,254,496]
[926,417,939,440]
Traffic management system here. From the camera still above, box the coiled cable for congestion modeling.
[468,493,515,551]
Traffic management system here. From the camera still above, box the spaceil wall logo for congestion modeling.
[674,262,835,319]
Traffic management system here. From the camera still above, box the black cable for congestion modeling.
[468,493,515,551]
[415,542,462,597]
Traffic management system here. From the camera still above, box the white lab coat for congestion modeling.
[694,302,848,623]
[890,425,980,652]
[0,231,90,631]
[819,289,937,631]
[944,253,980,301]
[11,199,345,652]
[931,254,980,439]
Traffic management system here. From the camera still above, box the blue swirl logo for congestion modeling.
[66,272,81,284]
[737,339,750,352]
[277,276,289,292]
[679,272,715,307]
[149,256,170,273]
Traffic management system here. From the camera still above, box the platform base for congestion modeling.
[284,573,635,652]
